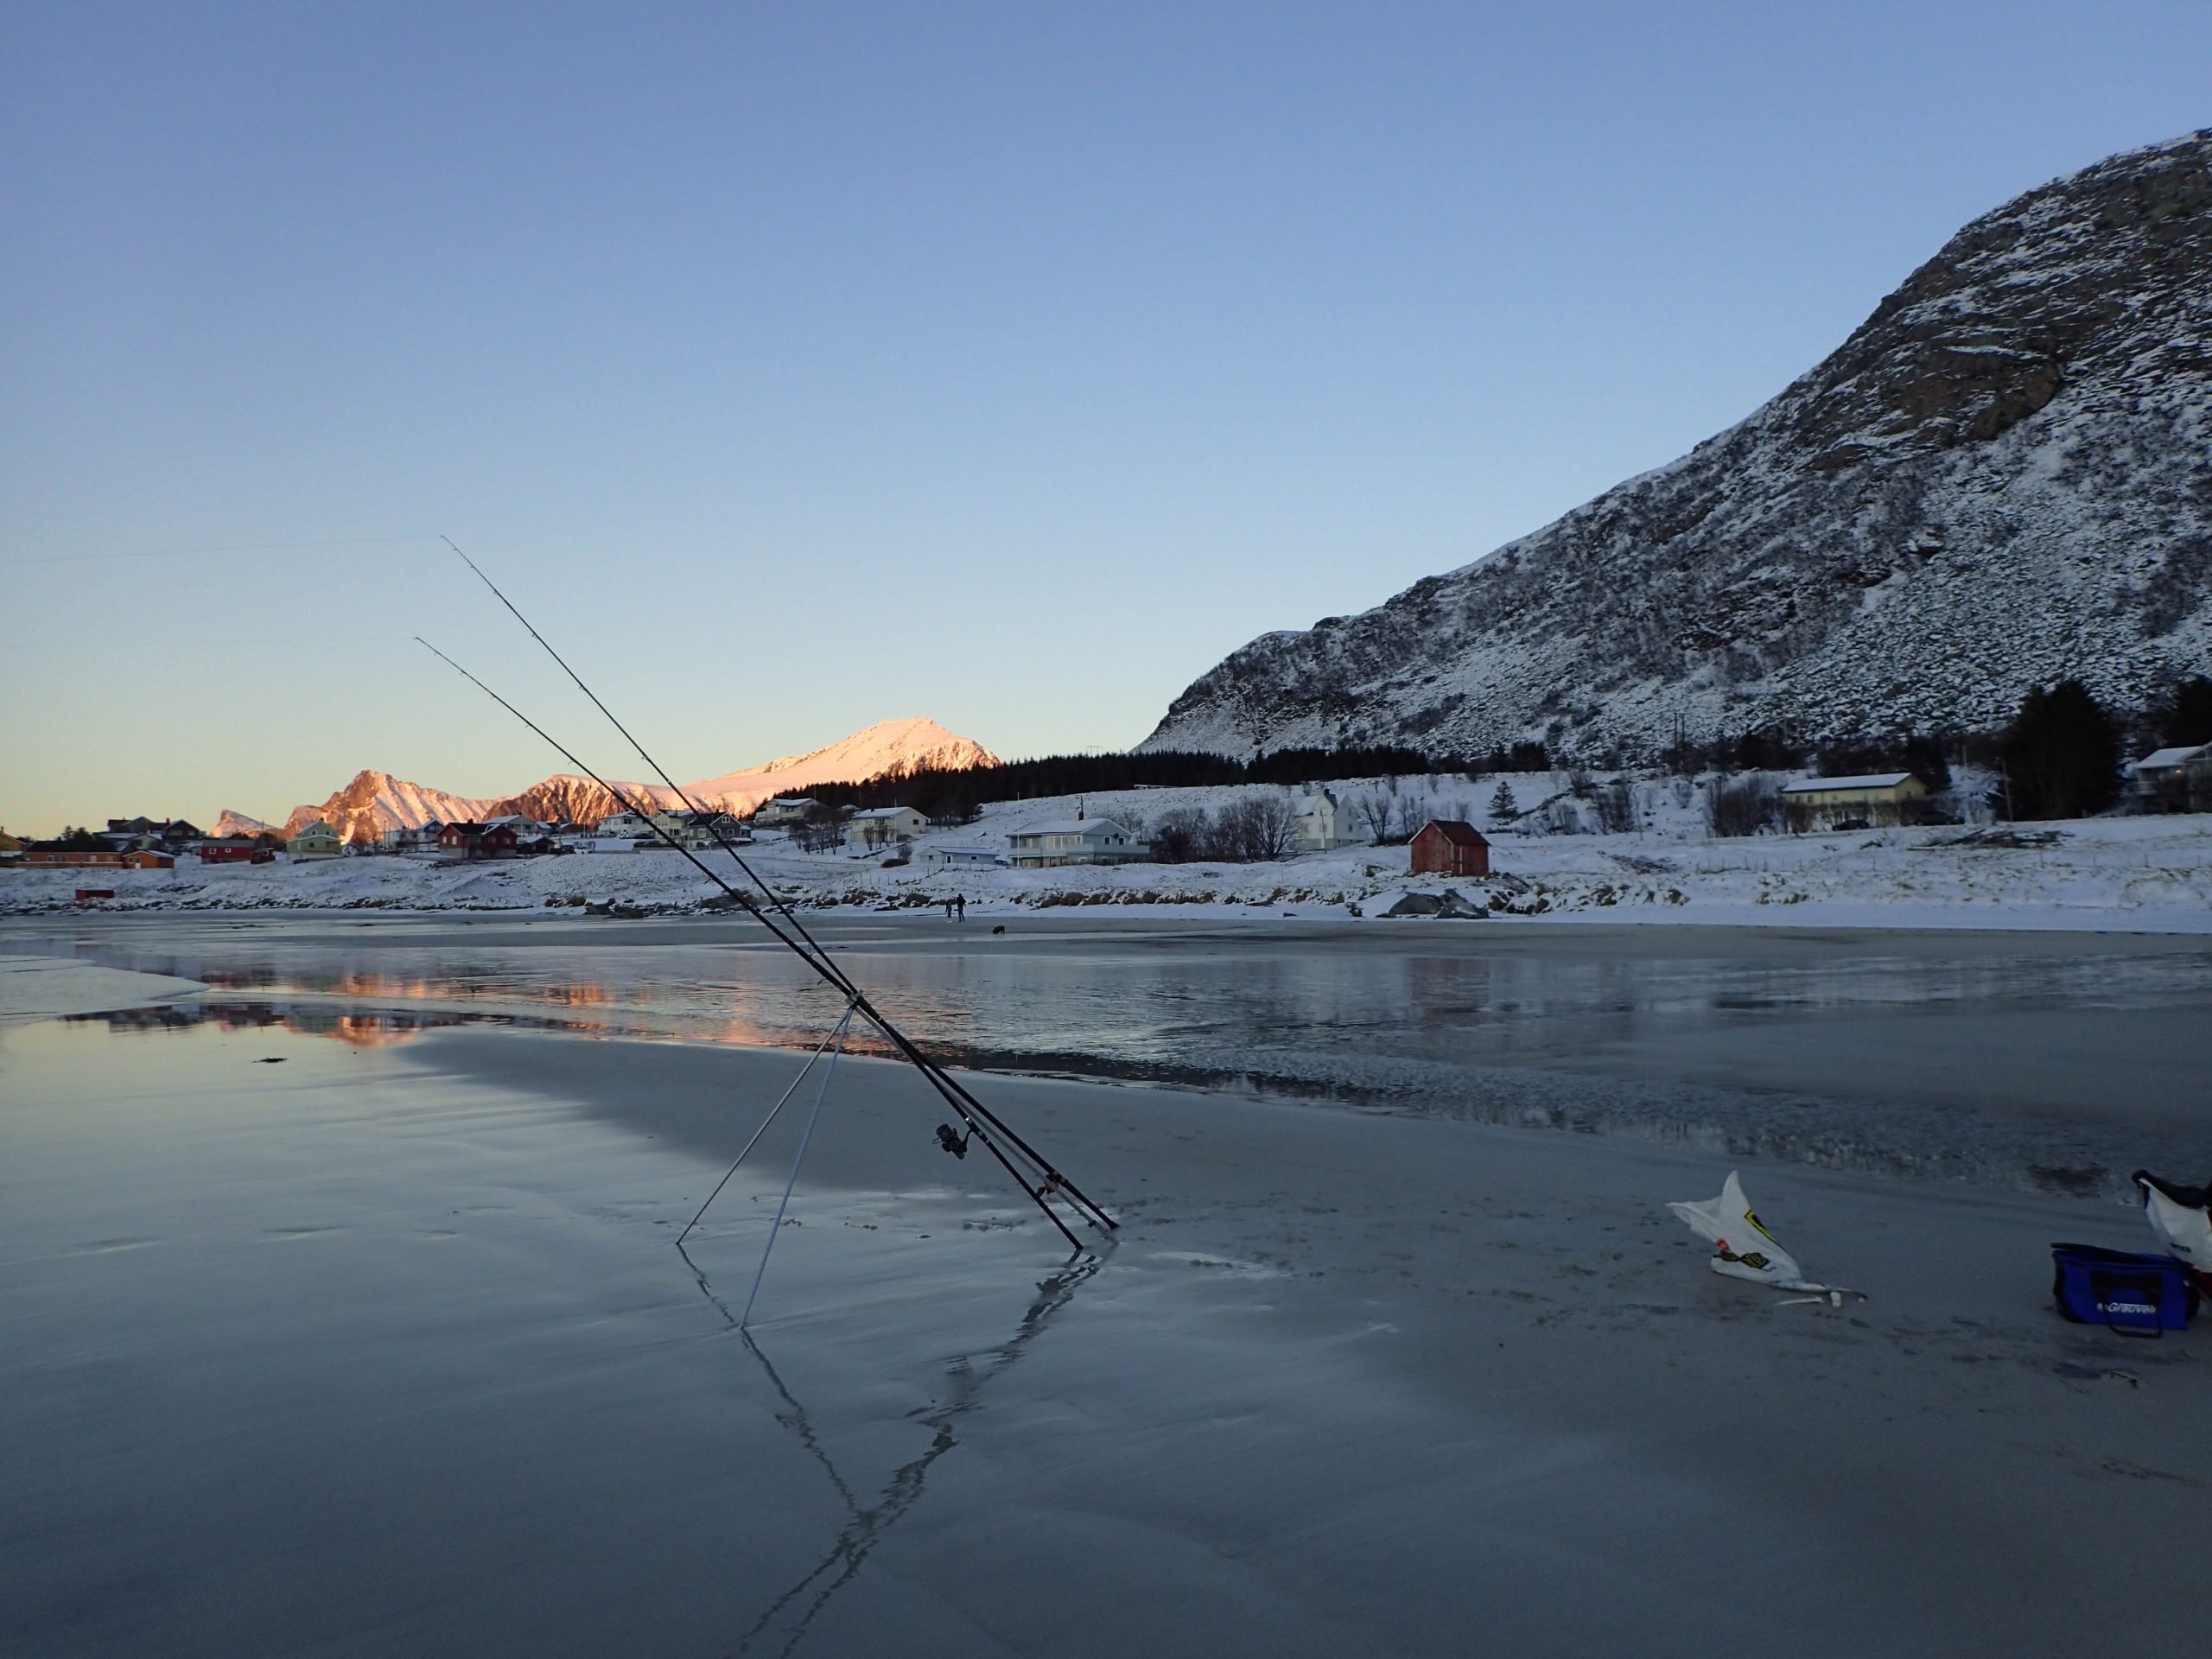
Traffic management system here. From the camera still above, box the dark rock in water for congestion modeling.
[1143,131,2212,759]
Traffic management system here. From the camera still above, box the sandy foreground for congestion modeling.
[3,944,2207,1658]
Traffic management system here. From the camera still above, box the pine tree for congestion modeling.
[1998,680,2121,820]
[2159,676,2212,747]
[1489,780,1517,822]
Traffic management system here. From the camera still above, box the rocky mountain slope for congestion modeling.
[1143,131,2212,760]
[257,718,998,843]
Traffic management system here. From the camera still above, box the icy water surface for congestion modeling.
[9,912,2212,1190]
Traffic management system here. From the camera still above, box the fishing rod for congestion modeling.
[416,636,1101,1252]
[436,540,1120,1238]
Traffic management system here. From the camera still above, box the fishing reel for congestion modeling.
[934,1122,970,1160]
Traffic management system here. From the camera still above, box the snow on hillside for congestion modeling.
[211,810,275,837]
[1144,130,2212,760]
[14,772,2211,934]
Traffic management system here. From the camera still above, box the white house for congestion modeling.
[753,798,819,827]
[844,805,929,852]
[1778,772,1929,831]
[2132,744,2212,812]
[379,823,438,852]
[595,809,663,840]
[924,844,1004,868]
[1005,818,1148,868]
[1293,788,1365,854]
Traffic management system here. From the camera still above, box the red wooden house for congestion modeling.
[438,822,518,858]
[1409,820,1490,879]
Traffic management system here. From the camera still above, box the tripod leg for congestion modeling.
[677,1020,848,1247]
[741,1008,855,1328]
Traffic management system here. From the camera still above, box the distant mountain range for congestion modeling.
[213,718,998,843]
[1143,130,2212,760]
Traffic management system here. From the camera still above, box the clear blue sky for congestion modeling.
[5,3,2207,832]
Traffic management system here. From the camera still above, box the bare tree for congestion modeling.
[1150,807,1209,863]
[1356,791,1395,841]
[1707,774,1780,837]
[1248,791,1298,860]
[1592,779,1637,835]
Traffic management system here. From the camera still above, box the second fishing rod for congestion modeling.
[437,540,1116,1239]
[416,635,1107,1251]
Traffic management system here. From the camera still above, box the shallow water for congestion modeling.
[9,913,2212,1191]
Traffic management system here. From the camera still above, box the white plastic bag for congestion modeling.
[2134,1170,2212,1287]
[1669,1171,1819,1291]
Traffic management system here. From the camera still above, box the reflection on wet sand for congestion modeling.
[680,1243,1103,1656]
[63,1000,591,1046]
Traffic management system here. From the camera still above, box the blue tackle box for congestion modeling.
[2050,1243,2197,1335]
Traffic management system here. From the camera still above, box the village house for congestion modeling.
[25,833,127,869]
[671,811,751,850]
[378,822,442,853]
[97,817,204,852]
[288,821,344,860]
[2131,744,2212,814]
[122,849,175,870]
[1409,820,1490,879]
[753,798,819,827]
[1293,788,1366,854]
[1005,818,1149,868]
[1778,772,1930,832]
[922,844,1004,869]
[198,836,269,864]
[594,809,660,840]
[844,805,930,852]
[438,822,520,857]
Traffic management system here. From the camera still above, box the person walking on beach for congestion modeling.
[955,893,966,922]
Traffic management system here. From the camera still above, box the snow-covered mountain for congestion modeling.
[210,810,276,838]
[682,718,998,806]
[1143,130,2212,760]
[271,718,998,842]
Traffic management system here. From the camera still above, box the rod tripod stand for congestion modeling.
[676,1000,858,1327]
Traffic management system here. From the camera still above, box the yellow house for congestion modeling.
[287,820,344,859]
[1780,772,1929,832]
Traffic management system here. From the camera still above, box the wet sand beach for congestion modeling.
[3,921,2209,1656]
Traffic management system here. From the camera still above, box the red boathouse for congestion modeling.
[1409,820,1490,879]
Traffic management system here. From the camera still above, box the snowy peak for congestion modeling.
[258,721,999,842]
[279,770,503,843]
[685,718,1000,810]
[211,809,275,838]
[1143,130,2212,759]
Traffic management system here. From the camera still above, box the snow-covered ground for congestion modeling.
[10,771,2211,932]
